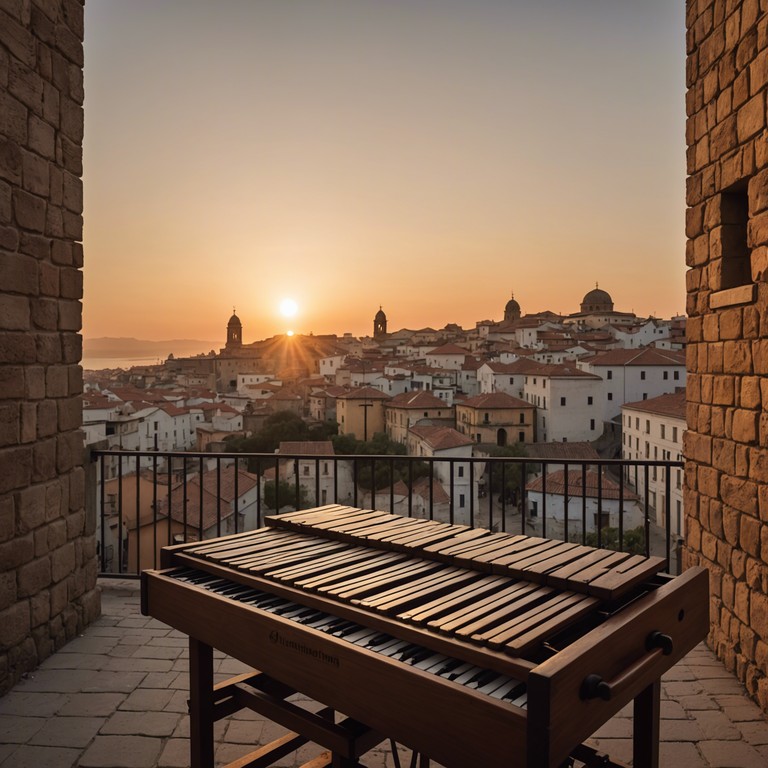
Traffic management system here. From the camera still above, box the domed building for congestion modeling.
[373,306,387,339]
[566,284,636,329]
[503,294,522,322]
[580,285,614,314]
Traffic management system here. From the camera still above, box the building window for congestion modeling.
[519,413,525,423]
[661,424,666,439]
[459,494,466,508]
[608,392,613,400]
[483,412,490,423]
[458,466,464,478]
[674,371,680,380]
[587,396,593,405]
[717,182,751,289]
[640,371,646,380]
[519,431,525,442]
[560,397,566,406]
[607,370,613,380]
[590,419,595,430]
[303,466,310,476]
[646,420,650,434]
[663,371,669,380]
[673,426,678,442]
[643,393,648,400]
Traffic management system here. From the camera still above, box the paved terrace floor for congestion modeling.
[1,580,767,768]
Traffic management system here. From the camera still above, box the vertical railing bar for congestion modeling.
[234,455,239,533]
[294,458,300,512]
[644,464,650,557]
[275,456,280,513]
[152,450,158,568]
[597,463,603,550]
[581,463,587,545]
[521,461,527,536]
[563,461,569,543]
[256,457,263,528]
[408,459,413,518]
[469,459,475,529]
[449,458,455,526]
[99,454,106,572]
[117,454,123,574]
[370,457,376,512]
[541,462,547,540]
[389,457,395,515]
[429,459,434,521]
[183,456,188,541]
[665,463,672,567]
[216,457,222,538]
[333,457,338,504]
[315,458,320,509]
[501,461,507,524]
[198,456,204,543]
[618,462,624,552]
[353,459,358,508]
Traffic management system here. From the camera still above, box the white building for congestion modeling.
[522,364,603,443]
[577,347,686,422]
[621,390,685,539]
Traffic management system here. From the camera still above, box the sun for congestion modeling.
[279,298,298,318]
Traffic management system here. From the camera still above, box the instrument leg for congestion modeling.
[632,679,660,768]
[189,637,215,768]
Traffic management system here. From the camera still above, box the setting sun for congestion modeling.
[279,298,298,318]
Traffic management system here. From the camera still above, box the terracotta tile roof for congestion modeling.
[622,390,686,418]
[533,363,602,379]
[459,392,533,409]
[526,469,638,501]
[411,476,451,504]
[339,386,391,401]
[409,425,474,451]
[427,343,471,355]
[278,441,335,455]
[583,348,686,367]
[165,466,260,530]
[525,442,601,461]
[270,390,303,401]
[389,391,446,409]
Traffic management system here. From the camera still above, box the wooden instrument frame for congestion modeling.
[141,509,709,768]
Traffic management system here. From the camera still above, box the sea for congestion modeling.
[81,356,166,372]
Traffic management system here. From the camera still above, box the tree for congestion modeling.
[483,444,530,502]
[584,525,646,555]
[263,479,308,511]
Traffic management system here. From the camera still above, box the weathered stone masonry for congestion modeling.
[0,0,99,695]
[685,0,768,712]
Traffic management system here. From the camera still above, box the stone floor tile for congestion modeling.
[102,656,174,673]
[697,739,768,767]
[13,668,99,693]
[0,691,68,717]
[58,635,120,655]
[693,709,742,740]
[591,717,633,739]
[0,714,46,743]
[738,721,768,746]
[136,670,180,689]
[101,710,182,737]
[660,718,705,742]
[587,737,633,765]
[28,715,105,748]
[674,693,720,711]
[157,737,190,767]
[80,670,147,693]
[37,651,106,670]
[131,645,183,660]
[660,699,688,719]
[118,687,176,711]
[164,689,190,713]
[712,695,767,721]
[57,692,127,716]
[78,735,165,767]
[658,741,707,767]
[0,744,17,764]
[0,744,80,768]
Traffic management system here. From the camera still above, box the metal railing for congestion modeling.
[89,449,684,578]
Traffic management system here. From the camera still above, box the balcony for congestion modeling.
[89,449,687,577]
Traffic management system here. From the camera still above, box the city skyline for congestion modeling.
[83,1,686,341]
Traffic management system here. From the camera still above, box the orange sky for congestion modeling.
[82,1,687,344]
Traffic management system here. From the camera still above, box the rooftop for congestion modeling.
[1,580,766,768]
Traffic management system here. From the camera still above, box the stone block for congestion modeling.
[740,376,761,408]
[0,445,32,493]
[34,332,62,363]
[27,114,55,161]
[13,188,45,232]
[724,506,741,545]
[51,541,75,582]
[58,299,81,331]
[0,251,37,296]
[21,148,49,197]
[39,261,59,296]
[18,231,50,259]
[31,297,58,331]
[719,307,743,338]
[32,437,56,482]
[18,556,51,597]
[735,580,751,622]
[16,482,45,532]
[724,341,753,372]
[0,602,31,648]
[0,294,29,331]
[59,266,81,299]
[733,408,759,443]
[57,396,81,431]
[741,514,761,555]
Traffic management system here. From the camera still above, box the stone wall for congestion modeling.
[0,0,99,695]
[685,0,768,711]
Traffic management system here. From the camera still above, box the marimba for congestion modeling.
[141,505,708,768]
